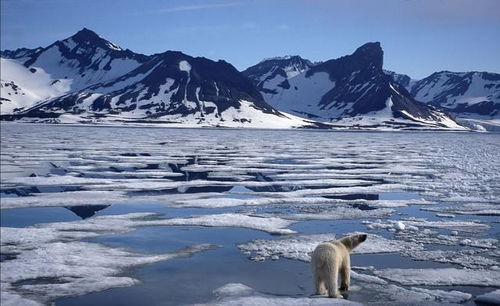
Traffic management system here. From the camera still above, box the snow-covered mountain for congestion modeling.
[409,71,500,118]
[244,43,462,129]
[385,70,500,118]
[1,28,149,115]
[243,56,314,94]
[0,29,320,129]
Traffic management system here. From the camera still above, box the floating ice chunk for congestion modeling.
[459,238,498,249]
[151,213,296,235]
[394,221,406,231]
[409,288,472,304]
[213,283,256,298]
[475,289,500,304]
[193,283,362,306]
[351,271,473,304]
[1,242,215,305]
[365,218,488,233]
[424,203,500,216]
[4,175,116,186]
[271,206,394,221]
[0,190,129,209]
[407,250,499,268]
[351,271,387,285]
[374,268,500,287]
[381,285,472,304]
[237,233,423,262]
[1,211,221,305]
[436,213,455,218]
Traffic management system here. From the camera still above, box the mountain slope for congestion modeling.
[244,43,463,129]
[1,28,149,115]
[0,58,71,114]
[5,52,318,127]
[409,71,500,118]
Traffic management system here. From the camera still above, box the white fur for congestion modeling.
[311,234,367,298]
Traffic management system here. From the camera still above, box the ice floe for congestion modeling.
[0,210,297,304]
[1,242,215,305]
[237,233,423,262]
[364,218,489,233]
[267,206,394,221]
[0,212,218,305]
[423,203,500,216]
[374,268,500,287]
[475,289,500,304]
[192,283,362,306]
[153,213,296,235]
[406,249,499,269]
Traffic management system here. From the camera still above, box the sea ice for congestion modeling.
[424,203,500,216]
[149,213,296,235]
[192,283,362,306]
[237,233,423,262]
[374,268,500,287]
[475,289,500,304]
[406,250,499,269]
[365,218,489,233]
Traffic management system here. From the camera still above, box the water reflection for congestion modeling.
[65,205,110,219]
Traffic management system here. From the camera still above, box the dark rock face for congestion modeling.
[244,42,459,127]
[307,42,392,116]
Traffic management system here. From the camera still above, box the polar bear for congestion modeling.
[311,234,367,298]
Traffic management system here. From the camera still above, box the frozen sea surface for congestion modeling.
[1,123,499,305]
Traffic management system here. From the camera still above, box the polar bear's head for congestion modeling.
[339,234,367,252]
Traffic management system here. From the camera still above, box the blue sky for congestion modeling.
[1,0,500,79]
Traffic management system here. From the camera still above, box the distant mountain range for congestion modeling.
[1,28,498,130]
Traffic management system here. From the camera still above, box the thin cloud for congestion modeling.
[156,2,244,13]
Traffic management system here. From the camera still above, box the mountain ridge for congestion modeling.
[0,28,475,130]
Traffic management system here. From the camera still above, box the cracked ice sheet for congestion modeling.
[191,283,362,306]
[250,183,413,198]
[364,218,489,233]
[0,213,217,305]
[1,242,215,305]
[423,203,500,216]
[1,213,295,256]
[237,233,423,262]
[268,206,394,221]
[0,190,225,209]
[351,272,473,305]
[406,249,499,269]
[172,197,431,209]
[194,281,471,306]
[374,268,500,287]
[1,210,295,304]
[3,175,377,190]
[153,213,296,235]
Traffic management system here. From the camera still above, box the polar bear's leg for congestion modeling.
[340,256,350,291]
[314,274,327,295]
[326,262,343,298]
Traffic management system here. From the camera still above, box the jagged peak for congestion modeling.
[351,42,383,69]
[65,28,123,51]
